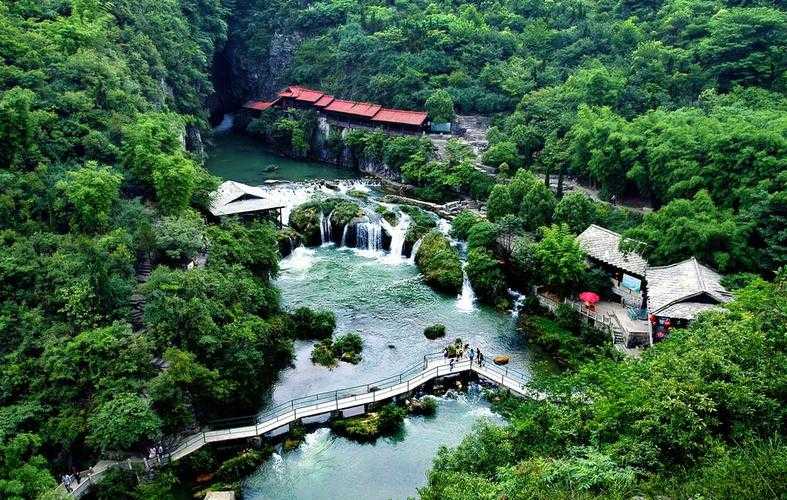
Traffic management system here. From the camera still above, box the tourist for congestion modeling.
[449,358,455,371]
[468,348,475,364]
[73,468,80,484]
[477,349,484,366]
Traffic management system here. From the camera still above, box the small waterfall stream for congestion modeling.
[456,263,477,312]
[213,113,234,134]
[356,221,383,257]
[320,210,334,245]
[409,237,424,264]
[340,224,349,247]
[508,289,526,317]
[381,214,410,264]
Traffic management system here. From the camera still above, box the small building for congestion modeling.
[576,224,648,309]
[242,85,430,134]
[209,180,283,226]
[646,258,733,342]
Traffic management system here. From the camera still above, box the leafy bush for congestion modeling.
[466,248,507,304]
[214,449,270,482]
[152,209,206,263]
[292,307,336,339]
[449,210,481,240]
[424,324,447,340]
[415,231,463,293]
[289,201,323,246]
[377,404,407,434]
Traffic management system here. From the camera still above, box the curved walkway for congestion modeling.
[58,352,540,497]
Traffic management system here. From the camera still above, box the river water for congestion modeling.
[205,132,530,499]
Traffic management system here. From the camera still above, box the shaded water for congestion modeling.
[205,133,358,183]
[243,391,504,500]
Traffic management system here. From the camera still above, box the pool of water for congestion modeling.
[269,245,532,405]
[242,390,503,500]
[205,133,358,184]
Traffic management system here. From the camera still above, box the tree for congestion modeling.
[425,89,455,123]
[623,191,750,272]
[0,88,42,169]
[87,393,161,452]
[698,7,787,91]
[519,181,557,231]
[486,184,515,221]
[56,162,122,232]
[467,221,499,252]
[482,141,520,169]
[450,210,481,240]
[533,224,586,294]
[466,248,507,304]
[121,113,184,183]
[0,434,56,500]
[152,209,206,263]
[151,152,199,214]
[554,192,597,234]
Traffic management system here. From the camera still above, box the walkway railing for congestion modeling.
[56,352,535,497]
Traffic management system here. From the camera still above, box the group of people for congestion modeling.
[446,344,485,370]
[144,445,165,469]
[62,469,87,492]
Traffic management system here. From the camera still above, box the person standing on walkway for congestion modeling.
[449,358,455,371]
[477,349,484,366]
[468,348,475,364]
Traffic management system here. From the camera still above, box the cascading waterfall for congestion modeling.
[409,237,424,264]
[320,210,334,245]
[381,214,410,264]
[456,262,477,312]
[508,289,526,317]
[340,224,349,247]
[356,221,383,257]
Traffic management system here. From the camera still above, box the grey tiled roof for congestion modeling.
[646,257,733,319]
[209,181,283,216]
[576,224,648,277]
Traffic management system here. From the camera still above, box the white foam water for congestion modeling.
[281,245,318,273]
[456,263,477,312]
[409,237,424,264]
[381,213,411,264]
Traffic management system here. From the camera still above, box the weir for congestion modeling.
[57,353,541,498]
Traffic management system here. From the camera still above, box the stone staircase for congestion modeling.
[130,255,152,332]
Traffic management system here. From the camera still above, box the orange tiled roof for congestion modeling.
[242,100,278,111]
[324,99,382,118]
[371,108,428,126]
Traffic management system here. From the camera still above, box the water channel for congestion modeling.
[205,130,531,499]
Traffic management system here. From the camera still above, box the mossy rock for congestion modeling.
[407,397,437,416]
[311,339,338,367]
[330,404,405,442]
[213,449,271,483]
[375,205,399,226]
[289,201,322,246]
[329,200,364,227]
[277,227,301,257]
[347,188,369,200]
[414,230,462,294]
[424,324,447,340]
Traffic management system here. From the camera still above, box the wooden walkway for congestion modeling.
[57,353,538,497]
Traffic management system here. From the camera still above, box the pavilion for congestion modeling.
[209,180,283,226]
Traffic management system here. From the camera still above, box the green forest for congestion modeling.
[1,0,785,498]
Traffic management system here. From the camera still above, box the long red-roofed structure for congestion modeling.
[244,85,429,131]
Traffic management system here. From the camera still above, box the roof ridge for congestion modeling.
[691,257,707,292]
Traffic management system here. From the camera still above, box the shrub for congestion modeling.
[289,201,322,246]
[377,404,407,434]
[467,221,498,251]
[292,307,336,339]
[450,210,481,240]
[424,324,447,340]
[311,339,338,367]
[214,450,270,482]
[415,231,463,293]
[466,248,507,304]
[410,397,438,416]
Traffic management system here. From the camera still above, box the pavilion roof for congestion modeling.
[576,224,648,277]
[242,99,278,111]
[324,99,382,118]
[646,257,732,319]
[209,181,283,217]
[278,85,325,103]
[371,108,428,126]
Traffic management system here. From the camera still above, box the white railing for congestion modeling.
[56,352,536,497]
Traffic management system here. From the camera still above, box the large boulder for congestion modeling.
[493,355,510,366]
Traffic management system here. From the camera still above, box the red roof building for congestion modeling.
[278,85,325,103]
[246,85,430,131]
[371,108,428,127]
[324,99,382,118]
[242,100,278,111]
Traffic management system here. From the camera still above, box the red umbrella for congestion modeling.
[578,291,600,305]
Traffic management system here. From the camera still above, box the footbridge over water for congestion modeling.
[59,353,541,497]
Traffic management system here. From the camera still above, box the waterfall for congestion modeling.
[456,263,477,312]
[381,214,410,264]
[320,210,334,246]
[340,224,349,247]
[281,245,317,273]
[213,113,234,134]
[508,289,526,317]
[409,237,424,264]
[356,221,383,257]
